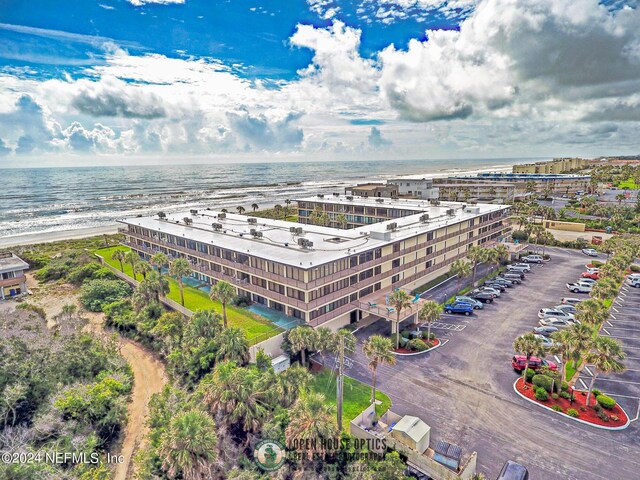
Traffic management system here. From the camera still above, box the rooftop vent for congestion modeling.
[346,195,353,201]
[189,209,198,215]
[420,214,430,223]
[447,209,455,216]
[332,192,340,197]
[252,231,263,239]
[247,217,257,224]
[212,223,223,231]
[218,213,226,220]
[375,198,384,203]
[317,194,324,198]
[386,222,398,231]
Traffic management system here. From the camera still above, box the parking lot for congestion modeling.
[339,247,640,480]
[576,281,640,417]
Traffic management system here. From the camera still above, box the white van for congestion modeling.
[522,254,544,264]
[628,277,640,288]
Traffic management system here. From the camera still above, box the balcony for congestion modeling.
[0,275,26,288]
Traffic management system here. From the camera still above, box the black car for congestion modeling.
[488,278,513,288]
[470,289,494,303]
[499,273,523,283]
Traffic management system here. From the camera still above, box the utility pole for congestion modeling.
[337,333,345,431]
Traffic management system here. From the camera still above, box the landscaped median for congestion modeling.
[94,245,283,344]
[394,332,443,355]
[513,377,630,429]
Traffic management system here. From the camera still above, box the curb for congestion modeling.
[512,379,631,431]
[393,339,447,357]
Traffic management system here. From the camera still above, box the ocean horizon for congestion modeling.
[0,157,544,239]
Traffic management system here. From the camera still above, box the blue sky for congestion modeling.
[0,0,638,164]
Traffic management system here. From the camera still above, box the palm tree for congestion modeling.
[419,300,443,344]
[287,326,318,367]
[513,333,545,385]
[124,251,140,280]
[186,309,223,342]
[449,259,472,292]
[111,249,125,272]
[585,336,626,406]
[143,270,170,301]
[158,409,217,480]
[314,327,337,367]
[591,277,619,301]
[278,363,313,407]
[468,246,488,286]
[336,213,348,229]
[251,203,259,212]
[209,280,236,328]
[525,181,536,195]
[169,258,192,306]
[362,335,396,404]
[151,252,170,274]
[550,329,573,385]
[285,392,338,460]
[389,289,412,350]
[215,327,249,365]
[493,244,510,265]
[138,261,152,280]
[274,204,283,218]
[615,193,626,205]
[575,299,608,333]
[566,323,593,373]
[284,198,292,217]
[237,206,246,215]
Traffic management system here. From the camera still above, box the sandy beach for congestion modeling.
[0,224,120,248]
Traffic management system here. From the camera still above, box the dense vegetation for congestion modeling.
[0,306,132,480]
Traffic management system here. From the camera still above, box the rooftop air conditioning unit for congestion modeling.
[333,192,340,197]
[250,228,257,235]
[297,238,306,246]
[247,218,257,224]
[447,209,455,216]
[386,222,398,231]
[253,231,263,239]
[375,198,384,203]
[189,209,198,215]
[212,223,223,230]
[295,227,304,235]
[317,194,324,198]
[420,214,429,223]
[346,195,353,201]
[289,226,297,233]
[218,213,226,220]
[305,241,313,248]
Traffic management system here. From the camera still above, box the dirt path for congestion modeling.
[27,275,168,480]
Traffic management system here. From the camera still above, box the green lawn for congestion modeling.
[565,362,577,383]
[94,246,283,344]
[617,178,638,189]
[309,369,392,431]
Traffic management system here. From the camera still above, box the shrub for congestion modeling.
[566,408,580,418]
[399,337,410,348]
[561,381,569,392]
[579,406,587,412]
[559,391,571,400]
[80,279,132,312]
[552,393,559,400]
[532,374,554,392]
[630,264,640,273]
[421,331,436,340]
[67,263,102,285]
[535,387,549,401]
[16,302,47,319]
[232,295,250,308]
[591,260,605,267]
[552,405,563,412]
[596,394,617,410]
[407,339,428,352]
[592,388,602,397]
[400,329,412,338]
[512,230,529,242]
[611,415,619,421]
[525,368,536,382]
[597,410,610,422]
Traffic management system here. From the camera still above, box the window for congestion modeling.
[391,274,400,283]
[392,259,401,268]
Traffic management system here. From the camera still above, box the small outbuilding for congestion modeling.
[390,415,431,454]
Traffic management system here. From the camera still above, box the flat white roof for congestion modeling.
[0,253,29,273]
[120,196,508,269]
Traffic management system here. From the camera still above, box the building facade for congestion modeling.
[513,158,589,174]
[387,178,439,200]
[434,182,519,203]
[345,183,399,198]
[0,252,29,300]
[441,173,590,196]
[120,196,511,331]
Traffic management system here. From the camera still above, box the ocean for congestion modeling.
[0,157,542,239]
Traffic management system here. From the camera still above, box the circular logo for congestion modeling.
[254,439,286,471]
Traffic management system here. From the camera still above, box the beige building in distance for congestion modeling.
[513,158,590,174]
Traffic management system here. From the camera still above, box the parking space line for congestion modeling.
[606,336,640,342]
[607,320,614,327]
[605,326,640,332]
[584,366,592,376]
[578,378,588,389]
[612,306,620,313]
[609,314,616,320]
[620,291,627,297]
[591,377,640,386]
[602,327,611,335]
[619,345,640,350]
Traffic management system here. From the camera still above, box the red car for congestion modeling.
[511,355,558,373]
[581,271,599,280]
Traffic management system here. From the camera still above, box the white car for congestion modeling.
[582,248,598,257]
[539,317,571,328]
[561,297,583,305]
[585,266,600,274]
[508,263,531,273]
[538,308,575,321]
[554,304,577,315]
[534,334,557,348]
[566,281,593,293]
[580,278,597,285]
[628,277,640,288]
[481,287,502,297]
[522,255,544,264]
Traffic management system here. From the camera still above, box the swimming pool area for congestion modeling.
[248,303,303,330]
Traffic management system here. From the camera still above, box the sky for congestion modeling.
[0,0,639,166]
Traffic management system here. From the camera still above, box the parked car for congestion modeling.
[507,264,530,274]
[511,355,557,372]
[511,262,532,272]
[554,304,577,314]
[500,273,523,283]
[522,254,544,263]
[534,325,559,336]
[538,308,575,321]
[627,273,640,281]
[566,281,593,293]
[585,266,600,274]
[443,301,474,316]
[491,278,514,287]
[470,290,495,303]
[534,334,557,348]
[455,296,484,309]
[539,317,571,328]
[497,461,529,480]
[581,271,600,280]
[484,281,507,291]
[561,297,583,305]
[582,248,599,257]
[579,278,597,286]
[628,277,640,288]
[481,287,502,297]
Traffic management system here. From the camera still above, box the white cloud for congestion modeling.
[126,0,185,6]
[368,126,392,148]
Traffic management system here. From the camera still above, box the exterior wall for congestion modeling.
[436,183,516,202]
[387,179,439,200]
[345,184,398,198]
[249,332,285,362]
[543,220,586,232]
[513,158,589,174]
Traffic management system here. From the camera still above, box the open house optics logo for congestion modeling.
[253,439,286,471]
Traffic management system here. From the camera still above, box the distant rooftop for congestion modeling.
[0,252,29,273]
[120,195,509,269]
